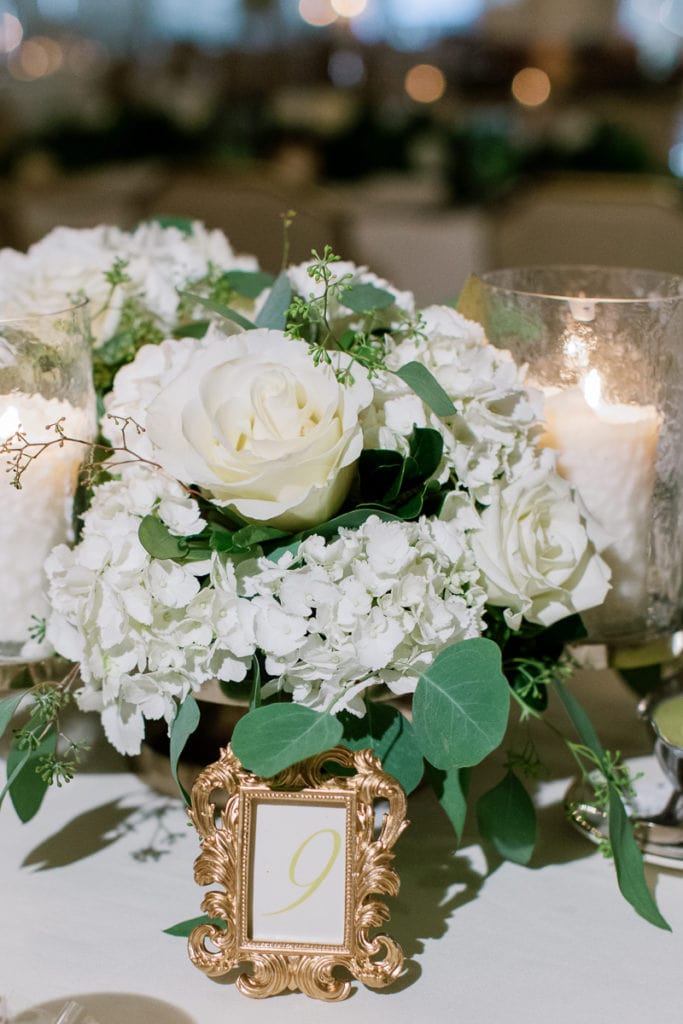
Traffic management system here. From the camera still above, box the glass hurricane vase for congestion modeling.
[0,301,95,675]
[460,266,683,672]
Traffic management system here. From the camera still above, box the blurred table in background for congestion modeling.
[0,165,681,306]
[2,668,682,1024]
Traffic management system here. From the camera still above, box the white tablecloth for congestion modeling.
[2,670,682,1024]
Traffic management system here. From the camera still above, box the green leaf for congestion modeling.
[172,319,210,339]
[178,290,256,331]
[138,516,188,561]
[149,215,194,236]
[0,691,27,741]
[340,701,424,794]
[412,638,510,770]
[409,427,443,478]
[6,727,58,822]
[477,770,536,865]
[232,704,342,778]
[358,448,406,504]
[255,271,292,330]
[608,785,670,930]
[426,763,470,839]
[553,678,605,758]
[230,523,290,551]
[97,331,135,366]
[394,361,456,418]
[164,915,226,937]
[340,282,395,313]
[221,269,274,298]
[249,656,262,711]
[170,694,201,806]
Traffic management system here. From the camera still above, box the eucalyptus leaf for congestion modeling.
[477,770,536,865]
[178,290,256,331]
[409,427,443,478]
[412,638,510,770]
[232,704,342,778]
[169,694,201,806]
[0,749,30,812]
[230,523,289,550]
[340,701,424,794]
[608,784,670,930]
[249,656,262,711]
[0,691,26,741]
[394,362,456,418]
[255,271,291,330]
[553,678,605,757]
[221,269,275,298]
[340,282,395,313]
[97,331,135,366]
[426,763,470,840]
[7,727,58,822]
[172,320,210,339]
[163,915,226,937]
[138,516,188,561]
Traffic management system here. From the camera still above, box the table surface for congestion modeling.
[2,669,682,1024]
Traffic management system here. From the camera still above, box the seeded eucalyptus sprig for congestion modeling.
[284,244,424,385]
[0,662,89,820]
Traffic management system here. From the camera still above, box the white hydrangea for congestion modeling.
[363,305,543,503]
[44,466,256,755]
[0,225,125,340]
[241,514,487,717]
[104,220,258,341]
[0,220,258,347]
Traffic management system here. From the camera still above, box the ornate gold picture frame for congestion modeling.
[187,744,408,1001]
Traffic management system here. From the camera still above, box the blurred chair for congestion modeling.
[492,175,683,275]
[343,205,492,305]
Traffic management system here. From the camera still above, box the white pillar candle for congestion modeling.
[0,394,89,659]
[540,372,659,640]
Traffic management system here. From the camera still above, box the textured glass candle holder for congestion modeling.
[460,266,683,667]
[0,301,95,666]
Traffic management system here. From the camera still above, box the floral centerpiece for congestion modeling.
[0,220,669,931]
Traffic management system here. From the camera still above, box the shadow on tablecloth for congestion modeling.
[11,994,195,1024]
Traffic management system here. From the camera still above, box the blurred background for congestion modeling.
[0,0,682,301]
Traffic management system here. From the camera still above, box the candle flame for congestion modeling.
[582,369,602,410]
[0,404,19,440]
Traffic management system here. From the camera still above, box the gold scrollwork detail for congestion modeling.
[187,744,408,1000]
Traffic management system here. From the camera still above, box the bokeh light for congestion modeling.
[404,63,446,103]
[511,66,552,107]
[331,0,367,16]
[298,0,338,27]
[0,12,23,54]
[328,48,365,87]
[669,141,683,177]
[9,35,64,80]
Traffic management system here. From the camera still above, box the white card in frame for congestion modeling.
[187,744,409,1001]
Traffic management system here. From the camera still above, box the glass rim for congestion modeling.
[0,297,89,325]
[477,265,683,305]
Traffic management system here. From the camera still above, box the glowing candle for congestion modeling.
[541,369,659,640]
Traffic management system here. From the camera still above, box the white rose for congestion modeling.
[145,326,373,530]
[472,464,611,629]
